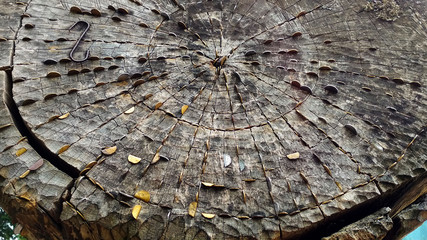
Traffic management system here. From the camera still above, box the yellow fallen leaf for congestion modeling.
[19,170,30,179]
[88,177,104,191]
[128,155,141,164]
[202,182,214,187]
[16,147,27,156]
[17,193,37,207]
[188,202,197,217]
[178,171,183,183]
[58,145,70,154]
[220,56,227,65]
[335,181,343,191]
[84,161,97,169]
[287,152,300,160]
[76,210,87,221]
[132,205,142,219]
[18,193,32,202]
[152,152,160,164]
[58,112,70,120]
[79,167,91,176]
[124,106,135,114]
[201,213,215,219]
[0,123,12,130]
[102,146,117,155]
[181,105,189,114]
[135,190,150,202]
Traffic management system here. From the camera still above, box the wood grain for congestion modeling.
[0,0,426,239]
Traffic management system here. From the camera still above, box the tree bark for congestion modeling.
[0,0,426,239]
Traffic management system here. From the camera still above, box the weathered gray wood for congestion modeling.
[0,0,426,239]
[385,195,427,240]
[322,207,393,240]
[1,70,73,240]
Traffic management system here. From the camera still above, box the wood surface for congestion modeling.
[0,0,426,239]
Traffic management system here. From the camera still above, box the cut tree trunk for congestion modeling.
[0,0,426,239]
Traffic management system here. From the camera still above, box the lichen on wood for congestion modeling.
[364,0,401,21]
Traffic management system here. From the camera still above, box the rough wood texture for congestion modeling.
[0,0,426,239]
[322,207,393,240]
[384,195,427,240]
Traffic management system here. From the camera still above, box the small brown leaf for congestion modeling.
[16,148,27,156]
[58,145,70,154]
[188,202,197,217]
[29,159,44,171]
[90,9,102,17]
[292,32,302,38]
[102,146,117,155]
[132,205,142,219]
[117,74,130,81]
[128,155,141,164]
[148,76,159,81]
[154,102,163,110]
[117,7,129,15]
[181,105,189,115]
[135,190,150,202]
[287,152,300,160]
[70,6,82,14]
[287,49,299,54]
[46,71,61,78]
[296,11,307,18]
[201,213,215,219]
[139,22,149,28]
[243,179,256,182]
[58,112,70,119]
[319,66,332,71]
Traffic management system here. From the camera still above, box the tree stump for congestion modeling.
[0,0,426,239]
